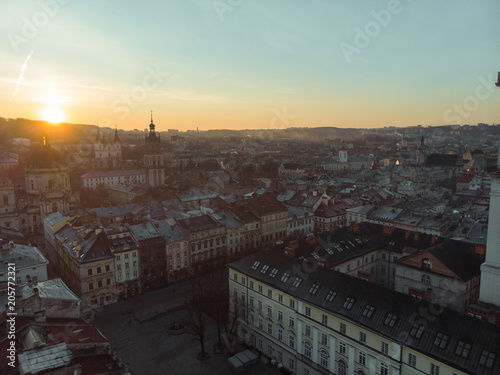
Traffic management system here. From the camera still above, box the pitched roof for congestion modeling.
[246,194,287,217]
[425,154,459,167]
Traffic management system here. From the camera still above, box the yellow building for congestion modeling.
[54,221,116,311]
[228,251,499,375]
[247,194,287,247]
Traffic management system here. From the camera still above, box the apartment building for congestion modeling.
[154,219,190,283]
[106,226,141,298]
[178,214,226,273]
[394,240,483,313]
[228,251,500,375]
[54,223,116,311]
[247,194,287,247]
[80,169,145,190]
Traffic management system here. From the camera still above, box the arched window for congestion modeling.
[338,359,347,375]
[422,275,431,285]
[2,195,8,205]
[304,341,312,359]
[357,370,367,375]
[319,349,329,368]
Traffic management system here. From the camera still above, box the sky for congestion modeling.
[0,0,499,132]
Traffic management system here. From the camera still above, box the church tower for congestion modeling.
[416,135,425,165]
[144,111,165,187]
[339,142,348,163]
[94,126,122,170]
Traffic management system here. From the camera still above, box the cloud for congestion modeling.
[11,49,34,100]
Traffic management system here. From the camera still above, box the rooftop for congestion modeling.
[0,241,48,271]
[21,278,81,301]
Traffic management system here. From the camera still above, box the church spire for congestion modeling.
[96,126,102,142]
[114,125,120,142]
[150,110,153,124]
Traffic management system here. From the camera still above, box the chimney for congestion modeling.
[284,247,296,257]
[289,240,299,250]
[34,309,46,323]
[317,258,329,268]
[475,244,486,255]
[306,236,317,245]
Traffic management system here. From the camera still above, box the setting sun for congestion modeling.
[42,108,66,124]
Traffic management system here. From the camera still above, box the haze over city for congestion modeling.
[1,0,499,131]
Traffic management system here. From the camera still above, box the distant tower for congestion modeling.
[94,125,122,170]
[479,138,500,306]
[416,135,425,165]
[144,111,165,187]
[145,111,161,147]
[339,142,348,163]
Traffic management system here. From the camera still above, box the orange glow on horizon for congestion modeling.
[40,107,66,124]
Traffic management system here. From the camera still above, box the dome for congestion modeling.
[27,144,66,169]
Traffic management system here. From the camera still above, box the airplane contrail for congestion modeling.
[11,49,34,100]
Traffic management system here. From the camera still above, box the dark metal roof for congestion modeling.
[425,154,460,167]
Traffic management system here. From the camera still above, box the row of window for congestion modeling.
[116,261,138,271]
[116,252,137,260]
[88,278,112,291]
[168,252,187,261]
[250,312,390,374]
[167,242,188,251]
[87,264,112,276]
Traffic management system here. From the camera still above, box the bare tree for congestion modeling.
[183,276,209,360]
[203,264,228,352]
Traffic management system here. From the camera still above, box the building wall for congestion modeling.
[260,212,287,246]
[80,259,116,310]
[167,239,189,282]
[287,214,314,238]
[81,171,145,190]
[394,264,476,313]
[189,227,227,271]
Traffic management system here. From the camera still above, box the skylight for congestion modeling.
[434,332,449,349]
[384,313,398,327]
[292,277,302,288]
[410,323,424,339]
[308,283,320,295]
[269,268,278,278]
[260,265,269,274]
[362,305,374,318]
[455,341,471,359]
[251,261,260,270]
[281,272,290,283]
[325,290,336,302]
[343,297,355,310]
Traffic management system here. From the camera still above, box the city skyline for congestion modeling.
[1,0,499,131]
